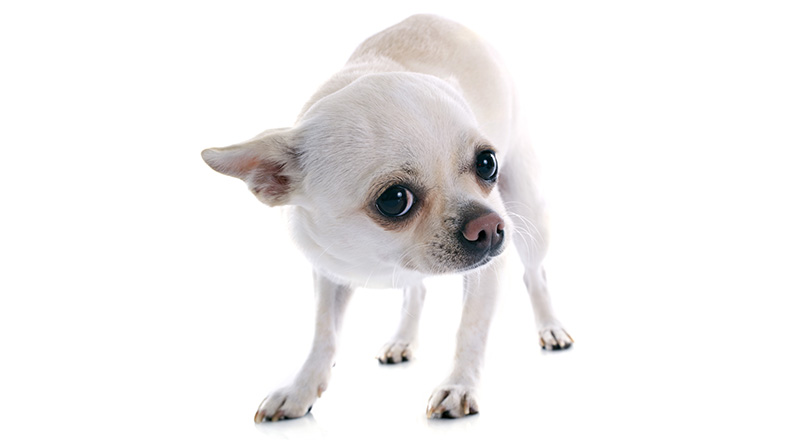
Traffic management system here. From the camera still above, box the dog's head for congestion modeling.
[202,73,508,286]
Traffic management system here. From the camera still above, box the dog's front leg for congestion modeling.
[254,271,353,422]
[377,283,425,364]
[426,260,502,418]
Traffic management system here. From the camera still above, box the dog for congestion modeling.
[201,14,572,421]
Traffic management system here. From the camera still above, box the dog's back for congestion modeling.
[303,15,516,148]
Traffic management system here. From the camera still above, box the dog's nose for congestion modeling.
[461,212,505,252]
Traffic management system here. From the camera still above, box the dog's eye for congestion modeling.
[476,150,498,181]
[376,185,414,217]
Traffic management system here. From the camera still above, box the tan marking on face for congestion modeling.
[475,176,495,196]
[364,167,427,232]
[366,205,421,232]
[397,189,447,271]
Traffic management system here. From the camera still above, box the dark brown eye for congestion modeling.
[476,150,498,181]
[376,185,414,217]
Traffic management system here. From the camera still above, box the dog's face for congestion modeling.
[203,73,508,286]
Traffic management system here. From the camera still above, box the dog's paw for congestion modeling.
[426,384,479,419]
[376,339,413,364]
[253,383,323,423]
[539,326,574,350]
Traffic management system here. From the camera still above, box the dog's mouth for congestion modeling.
[456,244,504,272]
[457,257,493,273]
[412,239,505,275]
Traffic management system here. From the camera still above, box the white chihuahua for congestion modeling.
[202,14,572,421]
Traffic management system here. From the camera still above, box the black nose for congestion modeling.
[461,212,505,253]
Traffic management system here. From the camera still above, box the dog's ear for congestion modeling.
[201,129,301,206]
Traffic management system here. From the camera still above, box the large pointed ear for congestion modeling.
[201,129,301,206]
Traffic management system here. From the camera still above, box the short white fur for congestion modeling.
[201,14,573,421]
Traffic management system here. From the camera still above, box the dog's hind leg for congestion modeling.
[499,133,573,351]
[377,283,425,364]
[254,271,353,422]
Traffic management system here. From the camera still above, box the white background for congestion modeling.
[2,1,799,439]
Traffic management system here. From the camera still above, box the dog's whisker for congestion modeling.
[506,212,542,250]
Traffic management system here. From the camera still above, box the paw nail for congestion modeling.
[427,406,444,418]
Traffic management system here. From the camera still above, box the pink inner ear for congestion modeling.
[251,161,291,197]
[238,156,262,173]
